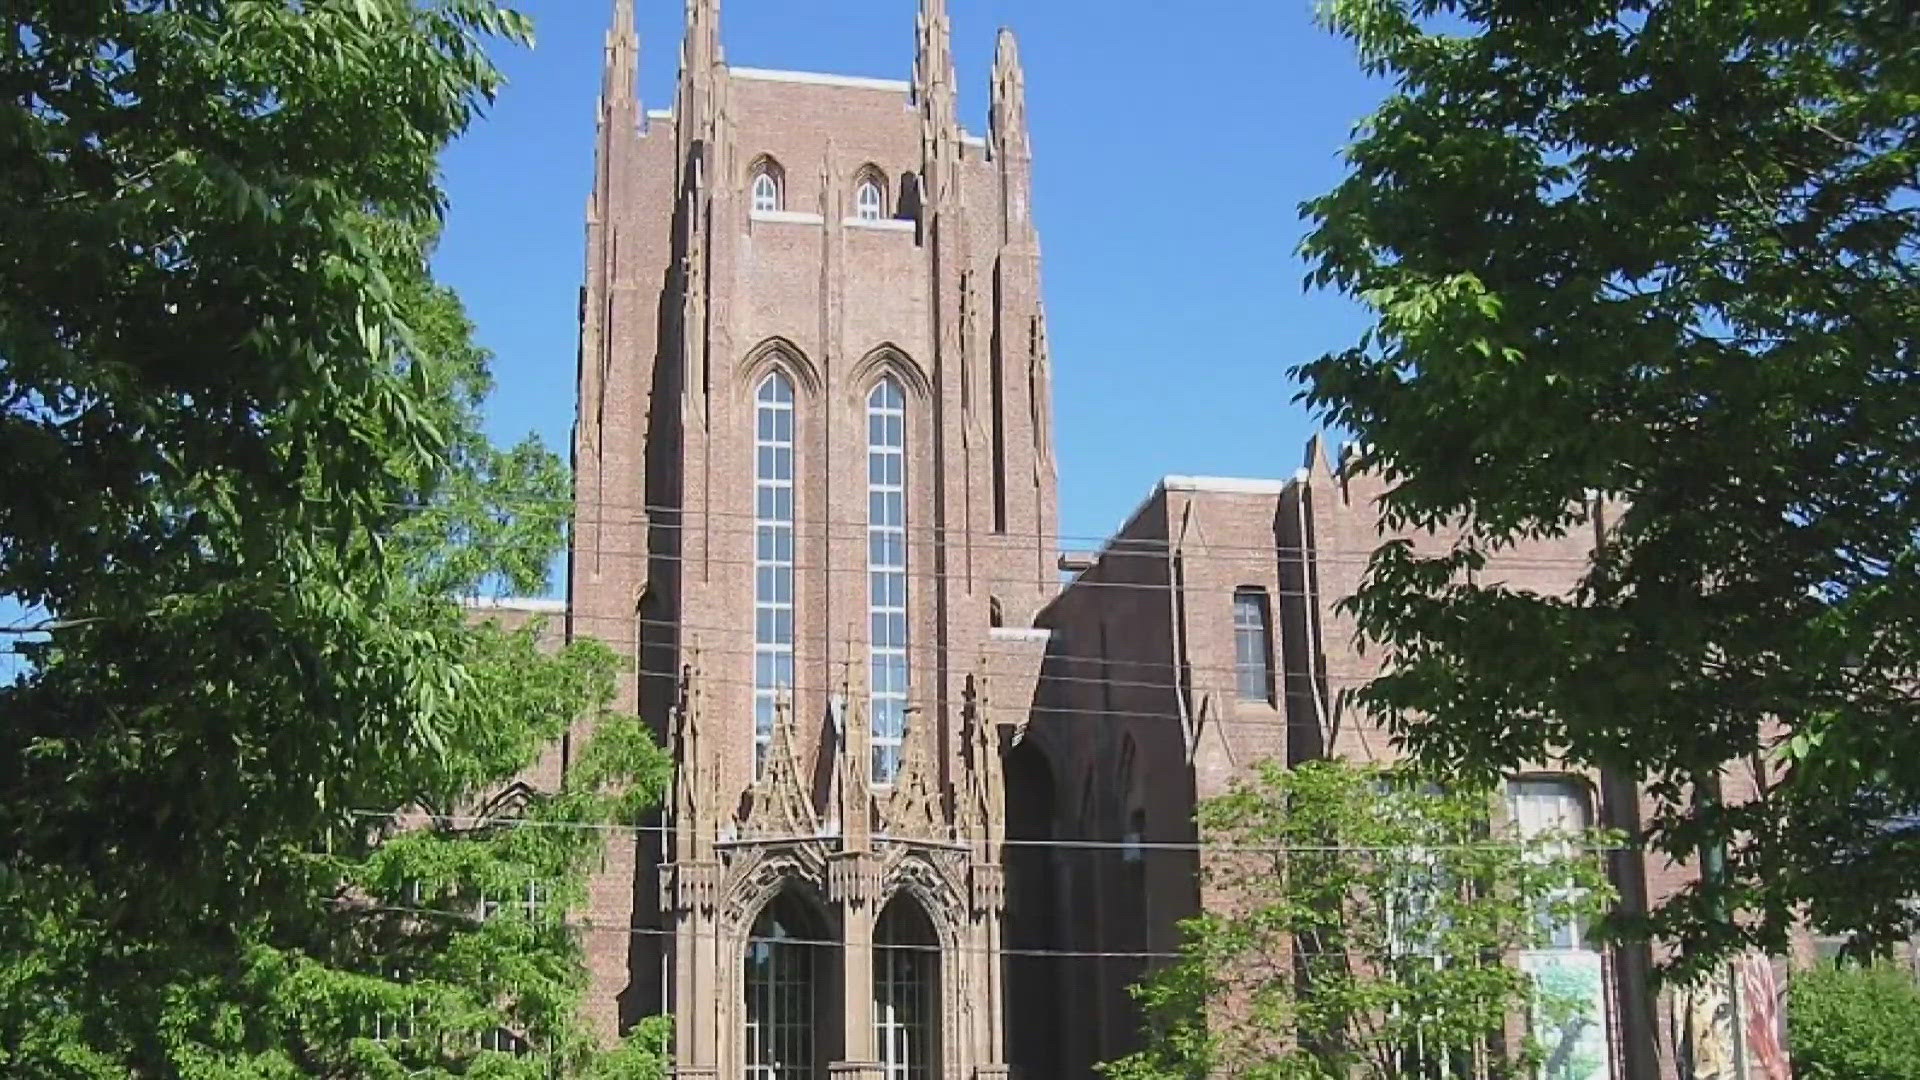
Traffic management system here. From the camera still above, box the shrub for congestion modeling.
[1789,963,1920,1080]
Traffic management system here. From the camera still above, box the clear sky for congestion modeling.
[433,0,1383,574]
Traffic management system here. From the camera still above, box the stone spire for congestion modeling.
[601,0,639,111]
[990,27,1033,240]
[581,0,642,476]
[990,28,1027,161]
[682,0,722,78]
[914,0,958,204]
[676,0,725,161]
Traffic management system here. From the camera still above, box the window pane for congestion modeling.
[1232,590,1272,702]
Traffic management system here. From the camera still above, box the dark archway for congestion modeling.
[745,888,840,1079]
[875,892,940,1080]
[1002,736,1063,1080]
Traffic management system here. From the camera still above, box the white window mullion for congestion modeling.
[755,375,796,778]
[867,378,909,786]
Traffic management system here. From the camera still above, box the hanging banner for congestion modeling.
[1524,950,1613,1080]
[1736,953,1791,1080]
[1679,971,1740,1080]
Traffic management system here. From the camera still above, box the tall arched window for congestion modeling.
[867,377,909,784]
[745,892,819,1080]
[755,372,796,776]
[875,894,938,1080]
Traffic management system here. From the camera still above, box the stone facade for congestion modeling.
[560,3,1783,1079]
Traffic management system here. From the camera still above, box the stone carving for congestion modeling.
[884,852,969,951]
[968,862,1004,915]
[881,705,946,842]
[958,665,1005,851]
[718,846,829,936]
[836,664,874,852]
[661,860,719,913]
[742,690,819,842]
[830,663,882,905]
[989,28,1028,165]
[664,654,723,913]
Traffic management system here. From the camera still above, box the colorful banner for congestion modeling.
[1680,974,1740,1080]
[1736,953,1791,1080]
[1524,950,1613,1080]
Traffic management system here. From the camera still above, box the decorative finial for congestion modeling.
[602,0,640,108]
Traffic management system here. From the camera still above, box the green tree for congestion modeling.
[1295,0,1920,978]
[1103,760,1616,1080]
[0,3,668,1075]
[1788,963,1920,1080]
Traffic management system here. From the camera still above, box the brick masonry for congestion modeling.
[542,3,1791,1078]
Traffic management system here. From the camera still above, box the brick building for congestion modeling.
[554,2,1777,1078]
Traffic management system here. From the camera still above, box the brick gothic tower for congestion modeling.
[571,0,1058,1076]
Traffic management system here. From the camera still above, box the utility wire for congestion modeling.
[385,495,1598,566]
[340,898,1601,963]
[345,808,1629,855]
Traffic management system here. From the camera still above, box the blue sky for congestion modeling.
[434,0,1382,567]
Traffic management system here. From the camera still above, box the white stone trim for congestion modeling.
[842,216,916,233]
[988,627,1053,644]
[728,66,910,93]
[959,131,987,148]
[646,108,673,121]
[462,597,568,614]
[1161,474,1292,495]
[749,209,825,226]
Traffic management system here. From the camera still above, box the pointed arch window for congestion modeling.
[875,895,939,1080]
[745,892,822,1080]
[856,177,885,221]
[751,160,784,214]
[755,372,796,776]
[867,377,909,785]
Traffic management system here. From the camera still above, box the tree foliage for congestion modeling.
[0,2,668,1075]
[1296,0,1920,978]
[1103,760,1616,1080]
[1787,963,1920,1080]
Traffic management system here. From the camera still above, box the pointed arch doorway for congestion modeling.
[874,892,940,1080]
[744,889,839,1079]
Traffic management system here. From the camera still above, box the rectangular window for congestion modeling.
[1232,588,1273,703]
[1507,778,1590,949]
[1508,778,1615,1080]
[367,969,417,1043]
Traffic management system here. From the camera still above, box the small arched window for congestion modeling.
[856,177,885,221]
[751,160,784,214]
